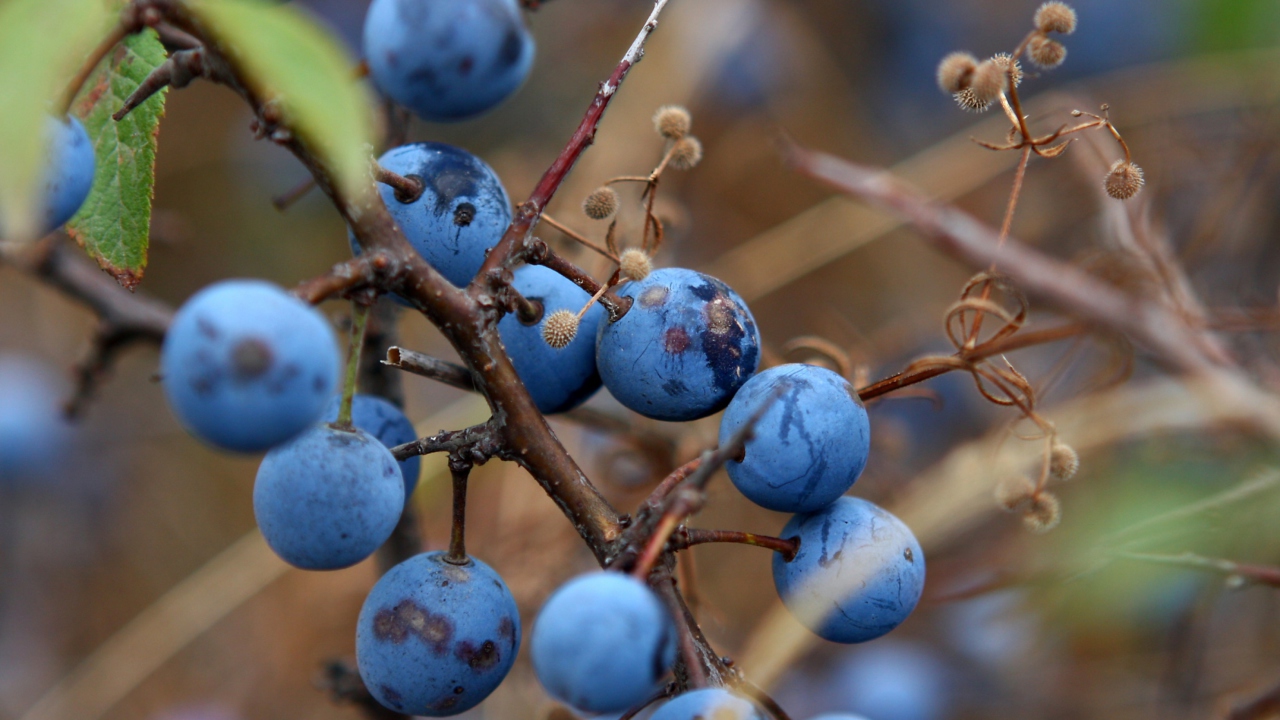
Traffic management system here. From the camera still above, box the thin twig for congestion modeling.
[446,459,472,564]
[671,529,799,561]
[383,347,476,392]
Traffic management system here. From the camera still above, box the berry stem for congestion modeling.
[446,458,472,564]
[337,301,371,428]
[372,163,424,203]
[672,529,799,562]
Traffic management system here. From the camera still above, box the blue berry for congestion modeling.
[498,265,604,414]
[652,689,764,720]
[0,355,71,482]
[596,268,760,421]
[357,551,521,716]
[363,0,534,122]
[161,279,340,453]
[254,424,404,570]
[831,642,950,720]
[40,115,95,234]
[773,497,925,644]
[531,572,675,713]
[720,364,869,513]
[358,143,512,288]
[324,394,421,499]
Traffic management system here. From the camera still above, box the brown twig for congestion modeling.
[527,238,633,321]
[272,177,318,211]
[784,143,1229,374]
[857,323,1086,402]
[383,347,476,392]
[539,213,619,262]
[671,529,799,561]
[373,163,425,203]
[471,0,671,282]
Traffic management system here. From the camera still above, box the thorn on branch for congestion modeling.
[114,47,234,121]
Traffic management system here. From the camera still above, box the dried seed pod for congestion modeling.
[937,51,979,93]
[954,88,992,113]
[582,186,620,220]
[670,136,703,170]
[1022,492,1062,533]
[990,53,1024,87]
[995,475,1037,512]
[1034,2,1078,34]
[969,59,1009,107]
[1049,441,1079,481]
[1027,35,1067,68]
[541,310,579,349]
[653,105,692,140]
[1105,161,1145,200]
[618,248,653,282]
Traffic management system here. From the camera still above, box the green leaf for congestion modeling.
[0,0,114,241]
[66,28,168,290]
[189,0,377,203]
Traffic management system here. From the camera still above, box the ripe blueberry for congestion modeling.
[0,355,71,482]
[323,394,421,499]
[363,0,535,122]
[40,115,95,234]
[161,279,340,453]
[652,689,764,720]
[773,497,925,644]
[357,551,521,716]
[359,143,512,288]
[720,364,870,513]
[254,424,404,570]
[531,572,675,713]
[498,265,604,414]
[596,268,760,421]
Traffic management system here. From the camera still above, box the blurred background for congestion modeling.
[4,0,1280,719]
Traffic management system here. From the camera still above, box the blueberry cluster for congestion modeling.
[143,2,926,716]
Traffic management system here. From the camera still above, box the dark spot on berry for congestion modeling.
[312,374,328,392]
[904,547,914,562]
[425,160,483,216]
[498,616,516,648]
[639,285,668,308]
[453,202,476,227]
[689,281,719,302]
[455,639,500,670]
[440,579,449,587]
[453,686,465,695]
[458,55,474,75]
[662,378,688,396]
[663,326,691,354]
[372,600,454,653]
[230,337,273,380]
[195,317,219,340]
[380,684,403,707]
[700,295,755,397]
[430,697,458,712]
[499,27,524,67]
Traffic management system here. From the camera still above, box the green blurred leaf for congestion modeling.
[1196,0,1280,52]
[189,0,376,202]
[66,28,167,290]
[0,0,114,241]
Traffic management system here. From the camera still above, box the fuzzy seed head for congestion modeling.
[954,88,992,113]
[618,248,653,282]
[582,186,620,220]
[1049,441,1079,481]
[541,310,579,349]
[1027,35,1067,68]
[995,476,1037,513]
[991,53,1024,87]
[969,59,1009,106]
[1022,492,1062,533]
[1105,161,1145,200]
[937,52,979,93]
[1035,2,1078,34]
[670,136,703,170]
[653,105,692,140]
